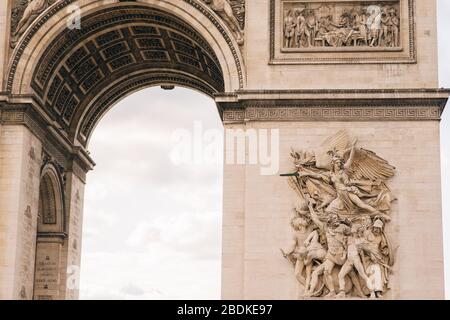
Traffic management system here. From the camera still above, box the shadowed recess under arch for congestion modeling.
[30,4,225,146]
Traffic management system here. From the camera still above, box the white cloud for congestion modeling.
[126,211,222,260]
[80,87,223,299]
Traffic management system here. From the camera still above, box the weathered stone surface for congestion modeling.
[0,0,448,300]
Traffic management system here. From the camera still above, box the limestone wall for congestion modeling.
[222,120,445,299]
[62,172,85,300]
[0,125,42,300]
[244,0,438,90]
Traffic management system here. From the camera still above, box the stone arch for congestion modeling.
[5,0,245,146]
[6,0,245,94]
[33,162,67,300]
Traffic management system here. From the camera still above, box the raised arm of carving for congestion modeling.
[307,201,324,231]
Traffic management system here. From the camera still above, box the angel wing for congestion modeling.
[314,129,350,169]
[287,176,305,200]
[348,148,396,181]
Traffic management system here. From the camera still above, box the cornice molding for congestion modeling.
[217,90,449,122]
[0,102,94,181]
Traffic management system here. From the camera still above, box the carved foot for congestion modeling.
[336,291,346,299]
[324,290,336,298]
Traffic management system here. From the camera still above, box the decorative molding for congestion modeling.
[0,102,93,182]
[184,0,244,88]
[270,0,416,64]
[221,98,446,122]
[223,106,441,122]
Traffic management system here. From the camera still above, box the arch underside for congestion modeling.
[31,5,225,146]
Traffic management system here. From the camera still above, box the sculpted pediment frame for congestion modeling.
[269,0,416,64]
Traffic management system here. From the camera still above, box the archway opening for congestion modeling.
[18,2,232,300]
[27,3,228,146]
[79,87,224,299]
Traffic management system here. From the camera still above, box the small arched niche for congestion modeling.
[33,164,67,300]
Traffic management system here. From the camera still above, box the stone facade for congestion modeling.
[0,0,448,300]
[221,119,444,299]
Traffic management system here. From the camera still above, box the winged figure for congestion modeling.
[281,130,396,299]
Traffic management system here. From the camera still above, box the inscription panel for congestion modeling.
[33,242,62,300]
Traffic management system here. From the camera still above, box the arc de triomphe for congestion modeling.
[0,0,448,300]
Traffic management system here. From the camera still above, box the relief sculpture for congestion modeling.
[281,130,396,299]
[10,0,58,48]
[204,0,245,45]
[283,1,400,49]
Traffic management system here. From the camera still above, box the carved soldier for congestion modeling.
[337,225,372,298]
[305,202,351,297]
[387,7,400,47]
[366,5,382,47]
[355,9,369,46]
[284,10,297,48]
[282,199,327,294]
[282,203,313,286]
[362,219,392,298]
[304,9,317,47]
[294,9,307,48]
[302,226,327,291]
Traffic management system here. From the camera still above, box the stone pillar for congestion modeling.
[221,123,246,300]
[0,123,42,300]
[62,170,86,300]
[0,104,92,300]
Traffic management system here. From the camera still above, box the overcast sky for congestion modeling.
[79,1,450,299]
